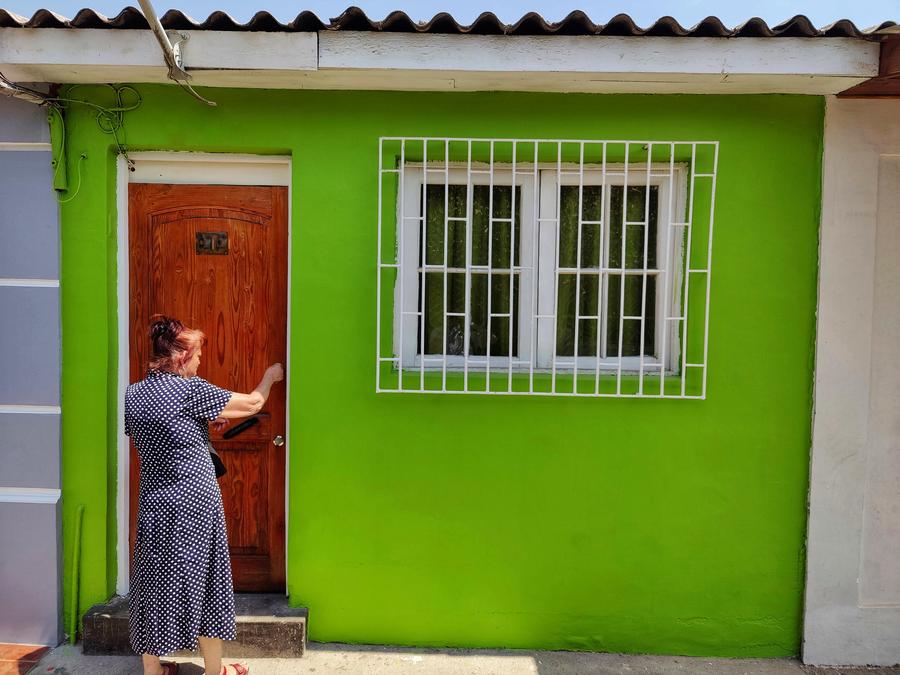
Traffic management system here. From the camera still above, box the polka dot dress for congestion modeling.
[124,369,235,656]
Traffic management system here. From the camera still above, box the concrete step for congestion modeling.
[82,594,308,657]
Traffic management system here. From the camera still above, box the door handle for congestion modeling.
[273,435,285,447]
[222,416,260,439]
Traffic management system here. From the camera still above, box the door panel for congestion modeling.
[129,183,287,592]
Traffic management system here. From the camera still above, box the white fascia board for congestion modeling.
[0,28,317,71]
[319,33,879,78]
[0,27,879,94]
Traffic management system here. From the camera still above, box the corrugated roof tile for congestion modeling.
[0,4,894,38]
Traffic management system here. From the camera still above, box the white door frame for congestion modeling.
[115,151,293,595]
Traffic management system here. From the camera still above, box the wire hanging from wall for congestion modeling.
[46,85,142,202]
[49,84,142,164]
[0,75,143,201]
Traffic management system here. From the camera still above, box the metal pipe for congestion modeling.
[0,73,49,106]
[137,0,217,106]
[48,106,68,191]
[137,0,189,81]
[68,504,85,644]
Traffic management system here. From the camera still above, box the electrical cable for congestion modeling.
[47,104,68,190]
[56,153,86,204]
[45,84,142,162]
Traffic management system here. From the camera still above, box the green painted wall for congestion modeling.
[59,86,822,656]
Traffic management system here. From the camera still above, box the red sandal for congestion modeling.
[222,665,250,675]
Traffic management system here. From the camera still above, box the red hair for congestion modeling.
[148,315,205,376]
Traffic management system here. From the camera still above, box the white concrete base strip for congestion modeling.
[0,487,61,504]
[0,278,59,287]
[0,404,61,414]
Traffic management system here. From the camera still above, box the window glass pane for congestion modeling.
[559,186,603,269]
[446,315,465,355]
[447,184,467,219]
[491,220,517,269]
[420,183,520,359]
[491,184,514,219]
[447,272,466,314]
[472,186,520,267]
[580,223,602,269]
[424,185,468,267]
[605,274,657,357]
[556,274,600,357]
[469,273,488,353]
[582,185,603,222]
[579,274,601,316]
[468,273,519,357]
[422,185,442,267]
[608,185,658,269]
[420,271,443,354]
[448,220,466,268]
[421,272,467,355]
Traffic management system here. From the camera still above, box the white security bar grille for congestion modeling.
[376,137,718,398]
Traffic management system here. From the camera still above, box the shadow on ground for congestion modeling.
[35,641,900,675]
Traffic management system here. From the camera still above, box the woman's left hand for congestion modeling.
[211,416,229,432]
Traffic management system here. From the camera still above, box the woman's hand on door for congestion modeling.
[265,363,284,383]
[219,363,285,419]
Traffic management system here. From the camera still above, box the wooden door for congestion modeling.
[128,183,288,592]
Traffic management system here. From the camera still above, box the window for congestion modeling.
[377,139,718,398]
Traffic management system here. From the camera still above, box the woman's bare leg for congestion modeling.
[142,654,164,675]
[198,635,223,675]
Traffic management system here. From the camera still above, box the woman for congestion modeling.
[125,316,284,675]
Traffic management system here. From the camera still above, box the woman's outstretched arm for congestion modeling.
[218,363,284,419]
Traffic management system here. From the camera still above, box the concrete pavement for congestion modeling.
[33,642,900,675]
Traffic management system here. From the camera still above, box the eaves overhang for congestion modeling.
[0,6,894,95]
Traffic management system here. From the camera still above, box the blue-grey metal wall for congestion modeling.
[0,95,63,645]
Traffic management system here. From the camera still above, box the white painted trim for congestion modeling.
[320,33,878,78]
[129,151,291,186]
[0,28,879,95]
[115,153,130,596]
[0,142,51,151]
[0,487,61,504]
[0,404,61,414]
[0,28,316,70]
[0,278,59,287]
[284,161,293,595]
[115,151,293,595]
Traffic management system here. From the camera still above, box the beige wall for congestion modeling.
[804,96,900,665]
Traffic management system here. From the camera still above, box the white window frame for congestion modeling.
[537,165,687,373]
[395,166,537,371]
[395,162,686,374]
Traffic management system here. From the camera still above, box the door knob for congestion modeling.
[273,435,285,447]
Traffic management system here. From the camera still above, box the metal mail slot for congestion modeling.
[196,231,229,255]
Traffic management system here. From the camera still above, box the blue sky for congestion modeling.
[7,0,899,27]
